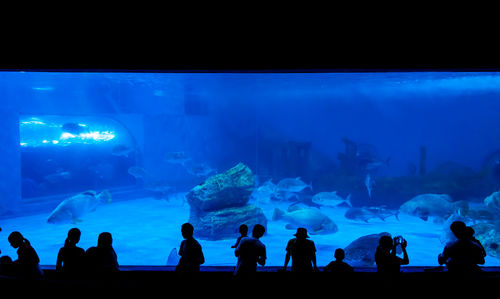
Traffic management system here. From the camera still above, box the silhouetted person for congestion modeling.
[324,248,354,274]
[282,228,318,274]
[375,235,409,274]
[231,224,248,249]
[7,231,43,279]
[438,221,485,273]
[465,226,487,258]
[176,223,205,276]
[56,228,85,277]
[85,232,119,275]
[0,256,14,276]
[234,224,266,279]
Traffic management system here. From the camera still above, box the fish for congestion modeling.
[311,191,352,207]
[251,179,278,203]
[399,193,468,221]
[166,248,181,266]
[144,180,175,199]
[484,191,500,212]
[272,207,338,234]
[276,177,312,193]
[128,166,150,179]
[186,163,217,178]
[112,145,135,157]
[344,207,399,222]
[47,190,111,224]
[364,173,373,199]
[61,122,88,135]
[366,206,400,221]
[364,158,391,171]
[164,151,191,165]
[44,170,72,184]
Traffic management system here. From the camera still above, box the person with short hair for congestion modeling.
[234,224,266,279]
[176,223,205,276]
[375,235,409,274]
[324,248,354,273]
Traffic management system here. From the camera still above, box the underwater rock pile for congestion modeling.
[471,223,500,258]
[186,162,267,240]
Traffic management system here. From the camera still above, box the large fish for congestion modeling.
[272,206,338,234]
[251,179,278,203]
[312,191,352,208]
[399,193,468,221]
[164,151,191,166]
[276,177,312,193]
[47,190,111,224]
[344,207,399,222]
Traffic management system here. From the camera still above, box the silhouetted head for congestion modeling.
[66,228,81,245]
[294,227,310,240]
[181,223,194,239]
[450,221,467,239]
[379,235,394,250]
[239,224,248,236]
[252,224,265,239]
[97,232,113,248]
[8,231,24,249]
[465,226,475,238]
[334,248,345,261]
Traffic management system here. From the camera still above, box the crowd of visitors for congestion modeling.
[0,220,487,280]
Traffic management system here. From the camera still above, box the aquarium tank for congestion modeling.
[0,71,500,268]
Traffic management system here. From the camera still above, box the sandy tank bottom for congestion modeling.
[1,195,499,267]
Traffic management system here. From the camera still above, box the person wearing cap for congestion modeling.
[282,227,318,273]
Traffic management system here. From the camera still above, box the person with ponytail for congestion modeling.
[7,231,43,279]
[56,228,85,277]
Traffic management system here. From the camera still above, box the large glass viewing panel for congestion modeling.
[0,71,499,267]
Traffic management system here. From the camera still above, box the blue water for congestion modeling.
[1,71,500,267]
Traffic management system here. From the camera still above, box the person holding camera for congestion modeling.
[375,235,409,274]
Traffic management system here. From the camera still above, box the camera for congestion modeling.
[394,235,405,245]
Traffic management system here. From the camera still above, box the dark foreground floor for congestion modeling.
[2,267,500,297]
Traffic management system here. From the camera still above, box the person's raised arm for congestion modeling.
[400,239,409,265]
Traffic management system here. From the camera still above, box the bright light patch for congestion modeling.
[21,120,45,125]
[32,86,54,91]
[79,131,115,141]
[60,132,76,140]
[59,131,115,142]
